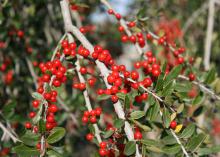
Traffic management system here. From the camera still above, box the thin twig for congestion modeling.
[100,0,143,56]
[25,57,38,89]
[0,122,21,143]
[178,75,220,100]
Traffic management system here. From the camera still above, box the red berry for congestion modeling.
[25,122,32,129]
[29,112,36,118]
[131,71,139,80]
[111,95,118,102]
[82,116,88,123]
[80,67,87,74]
[86,133,94,141]
[108,9,114,14]
[134,131,142,140]
[188,73,196,81]
[99,142,107,149]
[99,149,107,156]
[90,116,97,124]
[32,100,40,108]
[170,121,177,129]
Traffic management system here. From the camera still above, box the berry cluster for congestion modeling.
[82,107,102,124]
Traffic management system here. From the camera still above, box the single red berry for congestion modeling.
[25,122,32,129]
[134,131,142,140]
[111,95,118,103]
[188,73,196,81]
[108,9,114,14]
[82,116,88,123]
[86,133,94,141]
[170,120,177,129]
[99,149,107,156]
[90,116,97,124]
[99,142,107,149]
[131,71,139,80]
[32,100,40,108]
[80,67,87,74]
[29,112,36,118]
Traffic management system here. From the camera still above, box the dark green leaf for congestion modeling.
[198,146,220,155]
[179,124,196,138]
[193,106,204,117]
[113,119,124,129]
[141,139,160,146]
[125,95,130,109]
[146,101,160,121]
[186,133,207,152]
[162,144,181,155]
[97,94,110,101]
[103,130,114,138]
[13,144,40,157]
[39,119,46,133]
[47,149,62,157]
[162,135,176,145]
[130,111,145,120]
[32,92,44,100]
[47,127,66,144]
[162,108,171,128]
[124,141,136,156]
[20,131,40,146]
[204,67,216,84]
[161,81,174,96]
[116,92,126,100]
[164,65,182,87]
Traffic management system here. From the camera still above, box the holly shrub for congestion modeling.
[1,0,220,157]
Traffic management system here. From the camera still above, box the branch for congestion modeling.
[0,121,21,143]
[178,75,220,101]
[100,0,143,56]
[60,1,141,156]
[204,0,215,70]
[182,2,208,35]
[25,57,38,89]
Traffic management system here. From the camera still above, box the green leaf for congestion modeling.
[124,141,136,156]
[47,149,62,157]
[162,135,176,145]
[32,92,44,100]
[198,146,220,155]
[186,133,207,152]
[39,119,46,133]
[179,124,196,139]
[162,108,171,128]
[162,144,181,155]
[192,92,204,105]
[161,81,174,96]
[20,131,40,146]
[146,101,160,121]
[116,92,126,100]
[204,67,216,84]
[113,119,124,129]
[130,111,145,120]
[47,127,66,144]
[103,130,114,138]
[141,139,160,147]
[164,65,182,87]
[2,101,16,119]
[132,120,151,131]
[145,146,163,153]
[97,94,110,101]
[124,95,130,109]
[13,144,40,157]
[32,103,43,124]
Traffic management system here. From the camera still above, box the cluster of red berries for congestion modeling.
[38,60,67,87]
[82,107,102,124]
[80,25,96,34]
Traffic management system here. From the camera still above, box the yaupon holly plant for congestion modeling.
[1,0,220,157]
